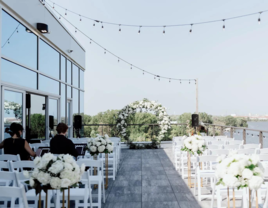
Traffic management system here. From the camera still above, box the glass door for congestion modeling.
[48,98,59,137]
[2,87,25,141]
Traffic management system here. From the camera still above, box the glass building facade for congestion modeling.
[0,9,85,142]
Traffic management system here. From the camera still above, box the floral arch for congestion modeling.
[116,99,171,141]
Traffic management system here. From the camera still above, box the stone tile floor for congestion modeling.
[102,144,202,208]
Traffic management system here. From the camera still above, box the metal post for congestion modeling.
[213,126,215,137]
[230,128,233,138]
[196,78,198,114]
[259,131,263,149]
[220,127,223,136]
[243,129,246,144]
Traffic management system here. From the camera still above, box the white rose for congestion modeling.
[29,178,35,187]
[107,144,113,152]
[48,160,64,174]
[37,172,51,185]
[61,178,71,188]
[242,169,253,180]
[250,155,260,165]
[223,174,241,187]
[60,169,73,181]
[90,146,97,153]
[23,171,30,178]
[248,176,263,190]
[98,145,105,153]
[33,157,41,165]
[32,168,39,179]
[50,177,61,189]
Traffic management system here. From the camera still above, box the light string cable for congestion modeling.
[1,24,20,48]
[47,0,268,29]
[45,2,196,83]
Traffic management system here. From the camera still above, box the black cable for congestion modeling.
[1,24,20,48]
[47,0,267,28]
[46,2,196,82]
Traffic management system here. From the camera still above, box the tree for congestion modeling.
[199,112,213,124]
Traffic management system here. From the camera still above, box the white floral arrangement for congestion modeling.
[23,153,85,193]
[116,99,171,141]
[181,135,207,155]
[216,151,264,190]
[86,134,114,156]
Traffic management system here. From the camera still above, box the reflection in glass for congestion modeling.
[2,11,37,69]
[80,70,84,89]
[61,84,66,123]
[67,60,72,84]
[1,58,37,89]
[61,55,66,82]
[26,94,46,140]
[39,40,59,79]
[67,102,71,126]
[73,89,79,115]
[4,90,23,139]
[80,91,84,137]
[73,64,79,87]
[49,99,58,137]
[39,75,59,95]
[67,86,71,98]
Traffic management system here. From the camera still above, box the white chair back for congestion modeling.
[0,154,20,161]
[241,144,261,149]
[208,141,226,145]
[77,159,103,176]
[10,161,35,172]
[207,145,223,150]
[218,137,234,141]
[228,140,244,145]
[237,149,257,155]
[223,144,241,150]
[0,161,10,171]
[208,149,229,156]
[29,143,49,151]
[258,148,268,154]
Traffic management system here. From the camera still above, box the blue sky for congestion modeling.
[49,0,268,116]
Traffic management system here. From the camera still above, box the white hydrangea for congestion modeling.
[248,176,263,190]
[50,177,61,189]
[37,172,51,185]
[48,160,64,174]
[98,145,105,153]
[90,146,97,153]
[61,178,71,188]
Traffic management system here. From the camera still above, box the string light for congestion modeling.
[47,0,268,32]
[101,22,104,29]
[258,12,262,24]
[189,80,190,84]
[80,15,82,21]
[93,23,95,26]
[130,64,132,69]
[189,24,193,33]
[104,49,106,54]
[75,28,77,33]
[163,26,165,34]
[45,2,196,83]
[1,24,20,48]
[143,70,144,75]
[138,26,141,34]
[169,79,171,83]
[53,3,55,9]
[222,19,225,30]
[119,24,121,32]
[65,9,67,15]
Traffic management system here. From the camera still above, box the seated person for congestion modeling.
[50,123,78,157]
[0,123,36,160]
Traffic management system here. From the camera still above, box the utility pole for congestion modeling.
[196,78,198,114]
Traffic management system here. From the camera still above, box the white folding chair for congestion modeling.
[207,145,223,150]
[228,140,244,145]
[241,144,261,149]
[237,148,257,155]
[218,137,234,142]
[0,154,20,161]
[174,144,183,171]
[180,152,197,180]
[77,159,105,208]
[223,144,241,150]
[29,143,48,152]
[54,169,92,208]
[208,141,226,145]
[208,149,229,156]
[257,148,268,154]
[10,161,52,208]
[100,149,116,181]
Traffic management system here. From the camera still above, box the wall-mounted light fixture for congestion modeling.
[25,28,32,33]
[37,23,49,33]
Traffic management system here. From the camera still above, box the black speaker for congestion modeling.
[49,115,54,130]
[26,94,31,109]
[192,114,199,127]
[74,115,82,129]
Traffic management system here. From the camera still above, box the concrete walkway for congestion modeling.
[103,146,202,208]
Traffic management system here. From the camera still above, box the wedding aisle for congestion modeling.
[103,145,201,208]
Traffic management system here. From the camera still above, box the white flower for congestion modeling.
[248,176,263,190]
[50,177,61,189]
[37,172,51,185]
[216,164,227,179]
[242,169,253,180]
[250,155,260,165]
[42,153,55,162]
[98,145,105,153]
[228,150,238,157]
[64,163,73,171]
[104,134,109,139]
[217,155,226,163]
[29,178,35,187]
[227,162,243,176]
[223,174,241,187]
[48,160,64,174]
[107,144,114,152]
[90,146,97,153]
[95,142,101,147]
[192,144,198,152]
[32,168,39,179]
[33,157,41,165]
[61,178,71,188]
[253,167,264,177]
[23,171,30,178]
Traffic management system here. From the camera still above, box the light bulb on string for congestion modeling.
[180,80,182,84]
[80,15,82,22]
[222,19,225,30]
[8,39,10,44]
[104,49,106,54]
[101,22,104,29]
[118,58,120,62]
[169,79,171,83]
[75,28,77,33]
[189,80,190,84]
[163,26,166,34]
[119,24,121,32]
[189,24,193,33]
[138,26,141,34]
[143,71,144,75]
[258,12,262,24]
[65,9,67,15]
[154,76,156,80]
[53,3,55,9]
[93,22,95,26]
[89,39,91,44]
[130,64,132,69]
[59,15,61,20]
[159,78,160,81]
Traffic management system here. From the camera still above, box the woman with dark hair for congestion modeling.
[50,123,78,157]
[0,123,36,160]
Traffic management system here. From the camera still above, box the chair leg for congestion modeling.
[102,180,106,203]
[216,189,222,208]
[197,174,201,201]
[89,189,93,208]
[98,182,102,208]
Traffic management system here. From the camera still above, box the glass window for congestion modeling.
[1,11,37,69]
[4,90,23,140]
[80,91,84,121]
[73,89,78,115]
[61,84,66,123]
[39,39,59,79]
[39,75,59,95]
[67,60,71,84]
[61,56,66,82]
[80,70,84,89]
[73,64,79,87]
[1,58,37,89]
[67,86,71,98]
[49,99,58,136]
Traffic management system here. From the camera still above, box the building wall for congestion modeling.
[0,1,85,142]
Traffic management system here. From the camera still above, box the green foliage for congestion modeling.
[30,114,46,138]
[224,116,248,127]
[199,112,213,124]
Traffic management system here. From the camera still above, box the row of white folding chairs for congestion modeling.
[0,159,105,208]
